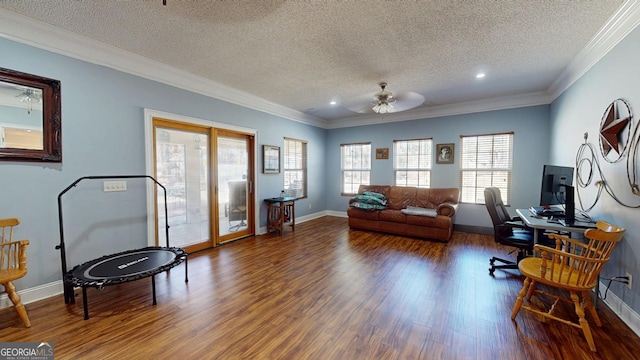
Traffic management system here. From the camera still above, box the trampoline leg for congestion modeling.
[185,256,189,283]
[64,281,75,304]
[152,275,157,305]
[82,287,89,320]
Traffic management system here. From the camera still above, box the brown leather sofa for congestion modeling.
[347,185,460,242]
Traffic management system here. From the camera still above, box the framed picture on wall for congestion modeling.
[436,143,454,164]
[263,145,280,174]
[375,148,389,159]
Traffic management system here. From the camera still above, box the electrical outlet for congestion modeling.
[103,180,127,192]
[308,204,312,210]
[626,272,632,289]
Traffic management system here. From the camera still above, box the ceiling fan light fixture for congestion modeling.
[17,89,41,103]
[372,82,397,114]
[372,101,394,114]
[17,89,42,114]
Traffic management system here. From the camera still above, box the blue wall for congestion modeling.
[550,25,640,314]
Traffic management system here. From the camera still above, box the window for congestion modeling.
[460,132,513,204]
[394,138,432,187]
[283,138,307,198]
[341,143,371,195]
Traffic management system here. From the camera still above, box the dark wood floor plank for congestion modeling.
[0,216,638,359]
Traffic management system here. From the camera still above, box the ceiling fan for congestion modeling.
[344,82,425,115]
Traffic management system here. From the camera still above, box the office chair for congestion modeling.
[228,181,247,231]
[0,218,31,327]
[512,221,625,352]
[484,187,534,275]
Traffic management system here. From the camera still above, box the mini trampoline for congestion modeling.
[57,175,188,320]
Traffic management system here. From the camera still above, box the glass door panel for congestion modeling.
[154,121,212,252]
[217,130,253,242]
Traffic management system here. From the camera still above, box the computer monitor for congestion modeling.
[540,165,574,206]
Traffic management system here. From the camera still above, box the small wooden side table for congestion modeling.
[265,197,297,235]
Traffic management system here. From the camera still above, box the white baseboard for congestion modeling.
[0,280,64,308]
[258,210,330,234]
[599,280,640,337]
[327,210,347,218]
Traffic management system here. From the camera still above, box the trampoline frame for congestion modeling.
[57,175,188,320]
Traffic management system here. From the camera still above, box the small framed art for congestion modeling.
[263,145,280,174]
[375,148,389,160]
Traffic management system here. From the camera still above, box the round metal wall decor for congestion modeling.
[599,98,632,163]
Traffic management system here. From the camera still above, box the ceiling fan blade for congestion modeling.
[391,91,425,112]
[343,92,378,113]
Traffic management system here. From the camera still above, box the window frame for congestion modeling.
[393,138,433,188]
[459,132,514,205]
[341,142,371,195]
[283,137,307,199]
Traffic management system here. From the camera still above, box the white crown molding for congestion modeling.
[326,91,552,129]
[0,9,328,129]
[547,0,640,99]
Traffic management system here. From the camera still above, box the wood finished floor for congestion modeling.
[1,216,639,359]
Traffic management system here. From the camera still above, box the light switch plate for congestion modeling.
[103,180,127,192]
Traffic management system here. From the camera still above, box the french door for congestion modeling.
[152,118,254,252]
[216,129,254,243]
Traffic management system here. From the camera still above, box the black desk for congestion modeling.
[265,197,297,235]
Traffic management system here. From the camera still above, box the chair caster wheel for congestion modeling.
[489,268,495,276]
[490,259,495,265]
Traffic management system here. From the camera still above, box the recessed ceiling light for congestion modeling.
[476,73,486,79]
[330,100,337,105]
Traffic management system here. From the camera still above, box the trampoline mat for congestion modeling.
[67,246,187,288]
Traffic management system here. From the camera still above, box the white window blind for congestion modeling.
[460,133,513,204]
[284,138,307,198]
[341,143,371,195]
[393,138,432,187]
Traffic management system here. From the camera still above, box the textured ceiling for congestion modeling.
[0,0,629,124]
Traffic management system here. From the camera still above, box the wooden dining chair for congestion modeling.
[511,220,625,352]
[0,218,31,327]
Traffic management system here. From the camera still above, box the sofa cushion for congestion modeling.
[406,214,451,229]
[347,207,380,220]
[387,186,417,210]
[378,209,406,223]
